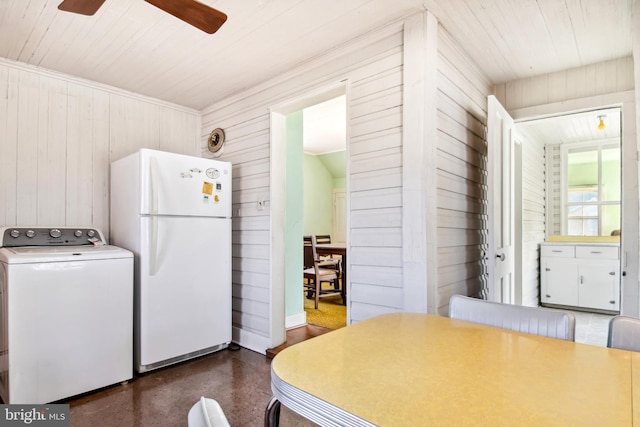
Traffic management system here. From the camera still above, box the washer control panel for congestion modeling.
[0,227,106,247]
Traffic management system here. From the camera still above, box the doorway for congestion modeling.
[515,107,622,311]
[502,91,637,317]
[301,95,347,329]
[269,82,348,347]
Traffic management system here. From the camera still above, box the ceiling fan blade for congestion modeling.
[58,0,107,16]
[144,0,227,34]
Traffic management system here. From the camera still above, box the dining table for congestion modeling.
[266,312,638,426]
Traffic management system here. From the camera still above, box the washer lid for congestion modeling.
[0,245,133,264]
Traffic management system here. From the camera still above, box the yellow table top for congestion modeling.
[271,313,634,426]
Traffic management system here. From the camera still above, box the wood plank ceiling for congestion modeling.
[0,0,633,110]
[518,107,622,145]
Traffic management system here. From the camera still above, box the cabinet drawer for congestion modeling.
[575,246,619,260]
[541,246,575,258]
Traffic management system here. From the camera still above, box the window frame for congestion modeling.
[560,139,621,236]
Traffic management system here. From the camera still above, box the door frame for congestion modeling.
[269,81,349,347]
[507,90,638,316]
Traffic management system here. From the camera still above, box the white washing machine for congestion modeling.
[0,227,134,404]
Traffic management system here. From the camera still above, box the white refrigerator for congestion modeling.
[110,149,232,373]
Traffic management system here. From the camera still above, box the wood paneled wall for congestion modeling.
[519,132,546,307]
[0,59,200,236]
[347,31,404,321]
[546,144,562,236]
[494,57,634,111]
[435,26,492,314]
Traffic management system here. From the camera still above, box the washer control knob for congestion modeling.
[26,230,36,238]
[74,230,83,237]
[50,229,62,238]
[9,229,20,238]
[87,230,96,237]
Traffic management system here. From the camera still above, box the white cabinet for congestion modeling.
[541,258,578,306]
[540,243,620,312]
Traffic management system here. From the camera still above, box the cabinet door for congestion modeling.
[578,262,620,311]
[541,259,578,306]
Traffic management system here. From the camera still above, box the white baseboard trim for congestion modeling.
[232,326,270,355]
[285,311,307,329]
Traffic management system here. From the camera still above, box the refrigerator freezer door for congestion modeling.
[140,149,231,218]
[137,216,231,369]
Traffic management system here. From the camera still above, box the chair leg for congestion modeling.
[315,279,320,309]
[305,278,315,299]
[264,396,281,427]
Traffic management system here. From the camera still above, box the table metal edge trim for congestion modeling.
[271,365,376,427]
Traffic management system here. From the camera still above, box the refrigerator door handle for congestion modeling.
[150,156,159,215]
[149,215,158,276]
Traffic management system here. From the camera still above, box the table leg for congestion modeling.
[340,261,346,305]
[264,395,281,427]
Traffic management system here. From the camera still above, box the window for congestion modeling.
[567,186,598,235]
[563,144,621,236]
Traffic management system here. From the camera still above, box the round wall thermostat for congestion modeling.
[207,128,225,153]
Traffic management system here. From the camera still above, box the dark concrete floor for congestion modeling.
[64,347,316,426]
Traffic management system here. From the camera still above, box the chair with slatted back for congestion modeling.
[303,236,315,298]
[607,315,640,352]
[448,294,576,341]
[303,236,344,309]
[303,236,314,269]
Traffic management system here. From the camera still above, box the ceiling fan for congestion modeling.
[57,0,227,34]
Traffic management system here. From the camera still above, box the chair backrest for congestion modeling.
[309,235,338,278]
[448,294,576,341]
[315,234,332,245]
[303,236,314,269]
[607,315,640,351]
[310,236,321,273]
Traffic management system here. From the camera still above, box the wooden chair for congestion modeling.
[607,315,640,352]
[303,235,335,278]
[448,294,576,341]
[303,236,316,298]
[303,236,344,309]
[303,236,315,269]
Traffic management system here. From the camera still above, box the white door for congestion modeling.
[333,189,347,243]
[487,95,515,303]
